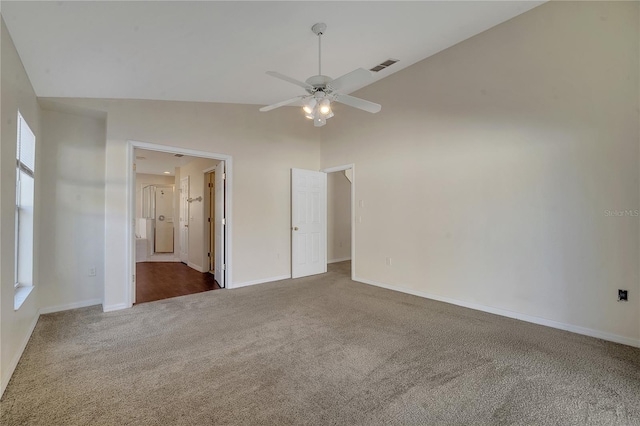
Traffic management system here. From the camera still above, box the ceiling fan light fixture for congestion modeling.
[302,98,317,115]
[261,22,380,127]
[319,98,331,115]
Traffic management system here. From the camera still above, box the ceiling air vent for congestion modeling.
[174,154,184,157]
[370,59,399,73]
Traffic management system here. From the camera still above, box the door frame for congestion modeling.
[212,161,226,287]
[128,140,233,305]
[320,164,355,281]
[179,176,190,263]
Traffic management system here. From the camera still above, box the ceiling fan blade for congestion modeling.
[327,68,372,92]
[259,96,306,112]
[334,94,381,114]
[266,71,313,90]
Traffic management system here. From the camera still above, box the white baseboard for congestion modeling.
[354,276,640,349]
[231,274,291,289]
[328,257,351,264]
[137,258,181,263]
[39,299,102,315]
[103,303,129,312]
[1,310,40,398]
[187,261,207,273]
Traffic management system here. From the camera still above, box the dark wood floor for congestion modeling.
[135,262,221,304]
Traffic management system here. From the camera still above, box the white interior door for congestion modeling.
[291,168,327,278]
[208,172,215,273]
[179,176,189,263]
[214,161,225,287]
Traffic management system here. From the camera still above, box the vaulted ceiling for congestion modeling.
[2,1,544,106]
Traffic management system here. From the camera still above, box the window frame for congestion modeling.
[14,111,36,309]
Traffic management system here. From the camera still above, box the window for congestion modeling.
[14,112,36,310]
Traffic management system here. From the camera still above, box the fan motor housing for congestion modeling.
[306,75,333,91]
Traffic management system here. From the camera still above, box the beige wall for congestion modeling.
[0,18,41,394]
[178,157,219,271]
[38,109,105,311]
[95,99,321,309]
[321,1,640,342]
[327,172,351,262]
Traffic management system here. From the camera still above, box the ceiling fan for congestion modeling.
[260,23,381,127]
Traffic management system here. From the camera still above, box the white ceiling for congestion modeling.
[2,1,544,106]
[135,148,203,176]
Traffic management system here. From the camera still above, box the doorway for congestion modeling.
[326,169,352,267]
[323,165,354,280]
[129,141,232,306]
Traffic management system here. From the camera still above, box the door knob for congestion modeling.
[293,227,299,231]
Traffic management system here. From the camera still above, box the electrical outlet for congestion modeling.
[89,267,97,277]
[386,257,392,266]
[618,289,628,302]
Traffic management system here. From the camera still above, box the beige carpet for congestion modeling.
[1,261,639,425]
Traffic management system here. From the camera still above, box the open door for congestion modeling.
[208,172,215,273]
[291,168,327,278]
[214,161,226,288]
